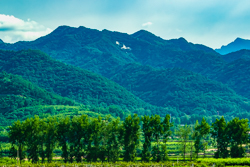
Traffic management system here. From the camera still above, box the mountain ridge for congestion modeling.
[1,25,250,121]
[0,25,222,78]
[215,37,250,55]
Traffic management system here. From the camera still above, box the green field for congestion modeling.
[2,157,250,166]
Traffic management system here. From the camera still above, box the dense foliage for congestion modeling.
[0,72,75,126]
[111,63,250,116]
[215,58,250,100]
[221,49,250,62]
[8,114,173,163]
[5,115,249,164]
[0,49,176,117]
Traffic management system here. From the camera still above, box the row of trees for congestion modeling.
[178,117,249,161]
[8,114,172,164]
[7,114,250,164]
[211,117,249,158]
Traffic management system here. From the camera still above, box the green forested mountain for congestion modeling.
[0,49,178,117]
[0,72,76,125]
[132,30,216,53]
[110,63,250,116]
[1,26,250,121]
[0,26,223,77]
[215,58,250,99]
[221,49,250,63]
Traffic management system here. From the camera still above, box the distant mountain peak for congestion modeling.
[178,37,187,41]
[132,29,158,39]
[54,25,73,31]
[234,37,248,42]
[131,29,165,45]
[133,29,152,35]
[215,37,250,55]
[51,25,92,36]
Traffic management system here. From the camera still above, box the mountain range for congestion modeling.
[1,25,250,125]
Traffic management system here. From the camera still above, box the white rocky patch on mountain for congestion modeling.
[121,44,131,50]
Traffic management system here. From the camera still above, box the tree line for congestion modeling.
[6,114,250,164]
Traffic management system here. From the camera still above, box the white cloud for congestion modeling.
[0,14,52,43]
[142,22,152,27]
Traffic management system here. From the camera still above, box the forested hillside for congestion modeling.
[0,72,75,125]
[0,49,179,117]
[215,58,250,99]
[110,63,249,116]
[221,49,250,63]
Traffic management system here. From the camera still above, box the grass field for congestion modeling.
[2,157,250,167]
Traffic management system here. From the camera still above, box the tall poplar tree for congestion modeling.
[194,117,210,158]
[123,114,140,162]
[151,115,162,162]
[211,116,229,158]
[9,120,26,163]
[45,117,58,163]
[141,115,154,162]
[57,117,71,163]
[161,114,173,161]
[24,116,41,163]
[86,116,103,162]
[176,125,191,161]
[106,117,123,162]
[227,117,249,158]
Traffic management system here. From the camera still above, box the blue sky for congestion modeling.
[0,0,250,49]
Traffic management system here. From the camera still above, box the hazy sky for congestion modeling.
[0,0,250,49]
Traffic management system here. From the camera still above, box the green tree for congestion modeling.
[211,116,229,158]
[176,125,191,161]
[123,114,140,162]
[86,116,103,162]
[24,116,41,163]
[57,117,71,163]
[151,115,162,162]
[194,117,210,158]
[70,115,89,162]
[161,114,173,161]
[227,117,249,158]
[106,117,123,162]
[38,118,47,163]
[8,120,26,163]
[45,117,58,163]
[141,115,154,162]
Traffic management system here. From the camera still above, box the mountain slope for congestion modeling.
[0,71,76,125]
[0,71,75,111]
[0,49,177,116]
[215,58,250,99]
[221,49,250,63]
[110,63,250,116]
[215,38,250,55]
[0,26,224,77]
